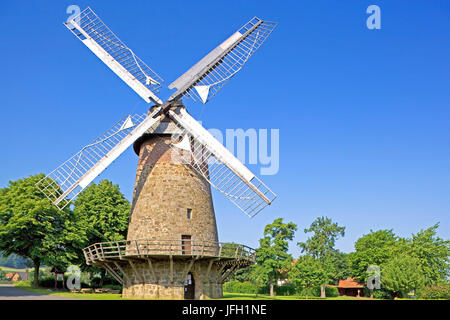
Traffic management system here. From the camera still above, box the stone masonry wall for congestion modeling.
[121,259,223,300]
[123,131,221,299]
[127,134,218,243]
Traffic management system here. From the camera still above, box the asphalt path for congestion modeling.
[0,284,76,300]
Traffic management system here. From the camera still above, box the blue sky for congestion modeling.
[0,1,449,256]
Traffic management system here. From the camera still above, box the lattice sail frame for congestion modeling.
[38,11,278,216]
[168,17,277,104]
[168,109,277,217]
[65,7,164,104]
[36,112,161,209]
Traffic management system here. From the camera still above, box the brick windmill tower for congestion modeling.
[37,7,277,299]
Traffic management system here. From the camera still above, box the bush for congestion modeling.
[223,281,260,294]
[268,285,322,297]
[373,289,393,299]
[38,275,90,289]
[293,286,337,298]
[420,283,450,300]
[224,281,334,297]
[38,276,57,288]
[325,286,338,297]
[362,288,393,299]
[90,273,120,287]
[275,283,297,296]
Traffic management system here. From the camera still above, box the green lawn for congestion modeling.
[14,282,123,300]
[13,283,362,300]
[222,293,361,300]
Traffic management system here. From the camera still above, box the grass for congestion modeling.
[14,282,123,300]
[221,292,361,300]
[13,282,362,300]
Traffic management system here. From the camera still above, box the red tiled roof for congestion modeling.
[338,277,364,288]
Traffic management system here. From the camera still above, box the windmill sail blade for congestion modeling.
[168,108,276,217]
[37,110,163,210]
[168,17,277,104]
[65,7,164,104]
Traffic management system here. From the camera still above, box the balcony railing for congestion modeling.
[84,239,256,265]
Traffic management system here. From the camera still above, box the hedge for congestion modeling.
[420,283,450,300]
[38,275,90,289]
[223,281,260,294]
[223,281,339,297]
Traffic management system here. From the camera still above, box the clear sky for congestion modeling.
[0,1,449,256]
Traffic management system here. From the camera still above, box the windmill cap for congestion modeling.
[133,101,186,155]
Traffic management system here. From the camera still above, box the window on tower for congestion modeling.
[187,208,192,219]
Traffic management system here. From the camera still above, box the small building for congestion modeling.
[4,272,27,282]
[16,272,28,281]
[335,277,364,297]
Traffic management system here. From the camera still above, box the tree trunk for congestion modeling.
[320,285,326,298]
[269,278,274,297]
[370,289,374,299]
[32,259,40,288]
[100,269,105,288]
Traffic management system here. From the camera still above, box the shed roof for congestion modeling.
[338,278,364,288]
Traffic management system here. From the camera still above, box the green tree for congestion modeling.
[230,265,254,282]
[348,229,400,283]
[348,229,408,298]
[0,174,86,287]
[382,254,425,298]
[408,223,450,286]
[252,218,297,296]
[73,179,130,284]
[288,256,327,299]
[326,249,350,285]
[297,216,345,297]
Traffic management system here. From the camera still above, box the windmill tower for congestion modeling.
[37,7,277,299]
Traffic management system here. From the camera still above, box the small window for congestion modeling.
[187,208,192,219]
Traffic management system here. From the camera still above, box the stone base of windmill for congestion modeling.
[83,239,255,300]
[121,259,224,299]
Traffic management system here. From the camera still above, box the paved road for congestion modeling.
[0,284,76,300]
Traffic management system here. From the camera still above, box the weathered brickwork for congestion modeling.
[123,120,221,299]
[127,135,219,243]
[121,259,223,299]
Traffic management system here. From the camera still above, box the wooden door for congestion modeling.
[184,272,195,299]
[181,235,192,255]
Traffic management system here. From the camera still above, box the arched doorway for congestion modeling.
[184,272,195,299]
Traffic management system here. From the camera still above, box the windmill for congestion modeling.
[37,7,277,299]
